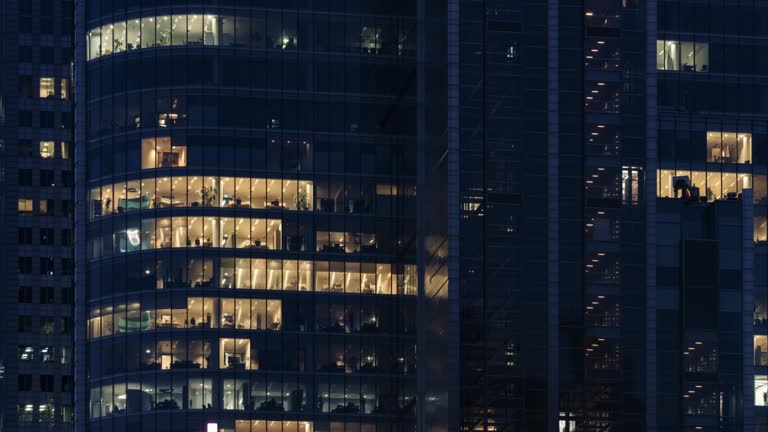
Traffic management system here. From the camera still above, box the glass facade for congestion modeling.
[73,1,768,432]
[78,2,418,431]
[657,1,768,431]
[0,0,75,430]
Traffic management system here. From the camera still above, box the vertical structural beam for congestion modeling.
[447,0,461,430]
[645,0,658,430]
[547,0,559,431]
[73,1,88,431]
[416,0,427,428]
[743,189,755,432]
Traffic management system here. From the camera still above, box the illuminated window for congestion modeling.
[113,21,127,52]
[18,199,33,215]
[39,199,50,215]
[87,29,101,60]
[127,19,141,50]
[39,77,54,98]
[39,141,55,158]
[707,132,751,164]
[60,78,69,100]
[220,338,251,369]
[756,217,767,243]
[189,378,213,409]
[657,169,752,201]
[756,376,768,407]
[156,16,171,47]
[141,137,187,169]
[38,404,54,422]
[17,404,34,422]
[235,421,313,432]
[756,336,768,366]
[621,167,640,204]
[141,17,156,48]
[18,346,34,361]
[60,142,70,159]
[657,39,708,72]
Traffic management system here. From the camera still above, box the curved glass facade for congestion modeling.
[79,2,417,431]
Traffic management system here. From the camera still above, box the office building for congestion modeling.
[75,2,419,432]
[450,1,768,431]
[0,0,75,431]
[74,1,768,432]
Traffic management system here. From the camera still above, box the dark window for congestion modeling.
[40,228,54,245]
[18,46,33,63]
[17,139,35,156]
[40,18,54,34]
[40,47,55,64]
[61,48,72,65]
[18,316,33,332]
[18,169,32,185]
[18,111,33,127]
[60,200,71,216]
[17,75,33,97]
[18,286,33,303]
[61,171,73,187]
[61,258,73,275]
[40,375,54,392]
[40,170,54,186]
[61,288,72,304]
[40,258,54,275]
[18,227,32,244]
[683,240,719,329]
[59,317,72,334]
[40,111,55,128]
[40,317,55,334]
[61,376,73,392]
[40,0,53,15]
[61,112,72,128]
[61,229,72,246]
[18,1,32,14]
[40,287,54,304]
[18,257,33,274]
[18,375,32,391]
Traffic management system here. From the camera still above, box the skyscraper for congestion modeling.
[0,0,75,430]
[73,1,768,432]
[452,1,767,431]
[75,2,419,432]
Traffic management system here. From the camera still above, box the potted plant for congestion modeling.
[199,186,217,207]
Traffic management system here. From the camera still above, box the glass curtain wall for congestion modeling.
[81,2,418,432]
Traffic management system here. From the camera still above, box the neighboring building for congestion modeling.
[453,0,768,432]
[0,0,75,431]
[73,2,768,432]
[656,1,768,431]
[75,2,419,432]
